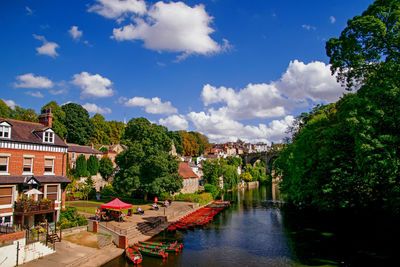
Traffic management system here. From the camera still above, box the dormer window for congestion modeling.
[43,130,54,143]
[0,122,11,139]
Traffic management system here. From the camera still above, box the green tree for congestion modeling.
[0,99,13,118]
[326,0,400,89]
[41,101,67,139]
[87,155,99,176]
[227,157,242,167]
[62,103,94,145]
[13,108,38,122]
[221,164,239,189]
[90,113,111,145]
[168,131,184,155]
[180,131,199,156]
[99,157,114,181]
[75,154,88,178]
[240,172,253,182]
[108,121,125,144]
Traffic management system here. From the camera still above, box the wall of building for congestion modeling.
[181,178,199,194]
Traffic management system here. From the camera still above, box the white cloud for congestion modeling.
[14,73,54,88]
[88,0,147,19]
[124,96,177,114]
[26,91,44,98]
[302,24,316,31]
[26,6,33,15]
[50,89,65,95]
[71,72,114,98]
[68,26,83,40]
[188,111,294,144]
[3,99,17,109]
[201,83,286,120]
[159,115,188,130]
[112,1,229,57]
[33,34,59,57]
[277,60,344,103]
[330,16,336,24]
[82,103,112,114]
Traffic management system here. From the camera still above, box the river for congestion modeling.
[103,184,396,266]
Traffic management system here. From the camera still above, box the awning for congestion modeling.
[24,188,43,195]
[100,198,132,210]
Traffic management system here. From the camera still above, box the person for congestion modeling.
[154,196,158,204]
[137,206,144,215]
[164,199,169,208]
[152,202,159,211]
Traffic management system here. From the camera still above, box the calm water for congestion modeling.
[103,185,397,267]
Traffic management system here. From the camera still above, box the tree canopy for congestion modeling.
[62,103,94,145]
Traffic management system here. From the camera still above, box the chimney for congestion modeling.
[39,108,54,128]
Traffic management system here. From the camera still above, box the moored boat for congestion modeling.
[125,247,142,264]
[136,242,180,252]
[134,246,168,259]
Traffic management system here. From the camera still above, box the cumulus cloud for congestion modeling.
[26,91,44,98]
[112,1,229,57]
[277,60,344,103]
[14,73,54,88]
[33,34,59,57]
[71,72,114,98]
[159,115,188,130]
[82,103,112,114]
[302,24,316,31]
[330,16,336,24]
[68,26,83,40]
[188,111,294,144]
[124,96,177,114]
[88,0,147,19]
[2,99,17,109]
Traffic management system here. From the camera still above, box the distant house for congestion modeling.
[67,143,102,170]
[178,162,199,194]
[0,109,70,227]
[99,144,126,167]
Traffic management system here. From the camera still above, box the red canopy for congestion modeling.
[100,198,132,210]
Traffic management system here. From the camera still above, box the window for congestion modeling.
[0,187,12,205]
[44,158,54,173]
[43,131,54,143]
[0,124,11,138]
[46,185,58,201]
[71,152,75,159]
[0,156,9,173]
[23,157,33,173]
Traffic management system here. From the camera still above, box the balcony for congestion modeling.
[14,199,55,215]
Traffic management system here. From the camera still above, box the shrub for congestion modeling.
[204,184,219,199]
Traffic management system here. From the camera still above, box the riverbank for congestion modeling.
[21,200,208,267]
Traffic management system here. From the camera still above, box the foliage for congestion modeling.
[202,159,221,186]
[204,184,219,199]
[41,101,67,139]
[244,163,269,183]
[167,131,183,155]
[113,118,182,199]
[99,157,114,181]
[0,99,13,118]
[58,206,88,229]
[101,184,116,198]
[221,164,239,189]
[326,0,400,90]
[174,192,213,206]
[227,156,242,167]
[74,154,88,178]
[87,155,99,176]
[180,130,199,156]
[108,121,125,145]
[240,172,253,182]
[62,103,94,145]
[90,113,111,145]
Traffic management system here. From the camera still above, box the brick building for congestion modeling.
[67,143,102,170]
[0,109,70,227]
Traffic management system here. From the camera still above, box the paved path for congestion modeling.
[21,201,203,267]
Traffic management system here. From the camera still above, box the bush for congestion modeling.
[204,184,219,199]
[174,192,213,206]
[102,184,116,198]
[159,192,171,201]
[58,206,87,229]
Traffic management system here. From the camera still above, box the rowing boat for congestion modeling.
[125,247,142,264]
[133,246,168,259]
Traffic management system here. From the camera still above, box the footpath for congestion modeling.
[21,201,203,267]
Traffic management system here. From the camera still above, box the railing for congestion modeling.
[14,200,55,214]
[0,224,19,234]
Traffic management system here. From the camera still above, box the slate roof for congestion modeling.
[178,162,198,179]
[67,144,102,154]
[0,118,67,147]
[0,175,70,184]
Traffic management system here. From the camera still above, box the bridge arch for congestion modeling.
[241,151,276,174]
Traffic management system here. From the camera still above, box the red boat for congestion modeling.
[125,247,142,265]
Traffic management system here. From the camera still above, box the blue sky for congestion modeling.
[0,0,373,143]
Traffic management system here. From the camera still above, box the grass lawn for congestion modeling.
[67,200,152,215]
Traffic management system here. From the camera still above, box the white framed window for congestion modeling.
[0,125,11,138]
[44,158,54,174]
[72,161,76,169]
[43,130,54,143]
[23,157,33,173]
[71,152,75,159]
[0,187,13,206]
[0,156,9,174]
[46,185,58,201]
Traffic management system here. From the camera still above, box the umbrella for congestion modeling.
[24,188,43,196]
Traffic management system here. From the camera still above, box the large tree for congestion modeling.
[90,113,111,145]
[0,99,13,118]
[61,103,94,145]
[87,155,99,176]
[99,157,114,181]
[113,118,182,199]
[75,154,88,178]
